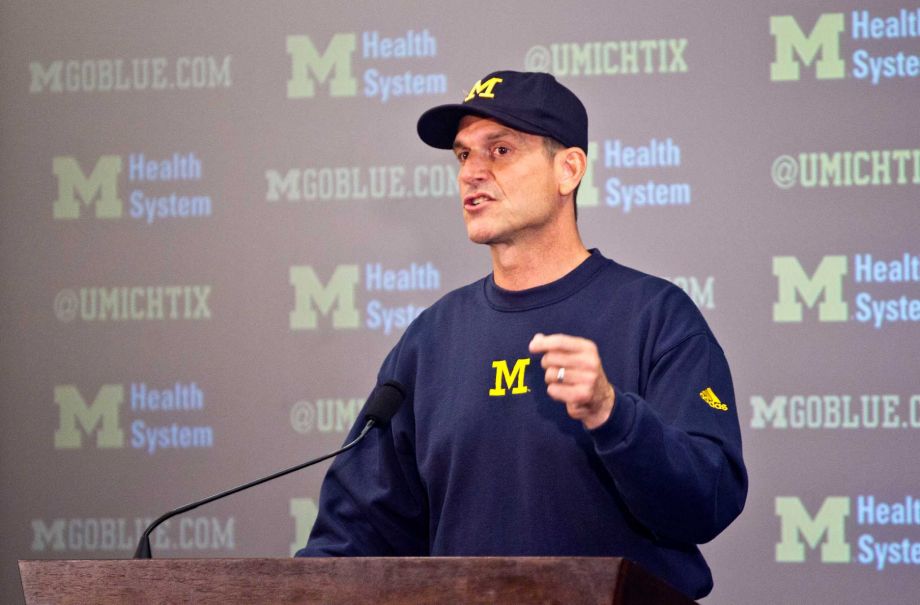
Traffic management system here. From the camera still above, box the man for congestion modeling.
[297,70,747,600]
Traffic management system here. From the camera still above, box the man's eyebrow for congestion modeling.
[453,128,525,150]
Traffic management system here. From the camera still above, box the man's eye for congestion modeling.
[494,146,510,156]
[456,151,469,162]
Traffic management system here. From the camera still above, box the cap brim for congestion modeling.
[417,104,555,150]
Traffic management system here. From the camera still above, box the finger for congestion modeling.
[529,333,591,354]
[545,382,594,405]
[539,351,593,370]
[544,366,588,385]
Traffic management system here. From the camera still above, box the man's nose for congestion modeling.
[459,150,489,184]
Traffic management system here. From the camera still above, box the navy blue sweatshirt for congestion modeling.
[298,250,748,599]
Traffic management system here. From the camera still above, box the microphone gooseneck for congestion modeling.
[133,380,406,559]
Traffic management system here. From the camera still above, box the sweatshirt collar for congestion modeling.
[482,248,607,311]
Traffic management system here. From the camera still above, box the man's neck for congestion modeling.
[489,236,590,291]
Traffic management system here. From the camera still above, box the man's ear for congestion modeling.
[557,147,587,197]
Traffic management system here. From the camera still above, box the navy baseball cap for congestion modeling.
[417,70,588,153]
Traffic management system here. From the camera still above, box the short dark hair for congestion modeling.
[543,137,581,221]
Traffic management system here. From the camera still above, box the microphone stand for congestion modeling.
[133,418,376,559]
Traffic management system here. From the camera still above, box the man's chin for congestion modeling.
[466,229,498,246]
[465,220,511,246]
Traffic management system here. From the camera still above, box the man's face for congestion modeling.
[452,115,562,247]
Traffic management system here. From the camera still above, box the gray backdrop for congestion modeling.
[2,1,918,602]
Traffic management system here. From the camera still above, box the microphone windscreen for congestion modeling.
[364,380,406,425]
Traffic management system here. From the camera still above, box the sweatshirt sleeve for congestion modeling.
[295,345,429,557]
[589,331,748,545]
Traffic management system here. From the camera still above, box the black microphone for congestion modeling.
[133,380,406,559]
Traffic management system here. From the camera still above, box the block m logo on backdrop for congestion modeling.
[289,498,318,556]
[287,34,357,99]
[54,385,124,449]
[775,496,851,563]
[289,265,360,330]
[770,13,846,81]
[52,156,122,219]
[773,255,848,322]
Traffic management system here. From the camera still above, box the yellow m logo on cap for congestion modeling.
[464,77,503,102]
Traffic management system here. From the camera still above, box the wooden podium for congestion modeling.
[19,557,697,604]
